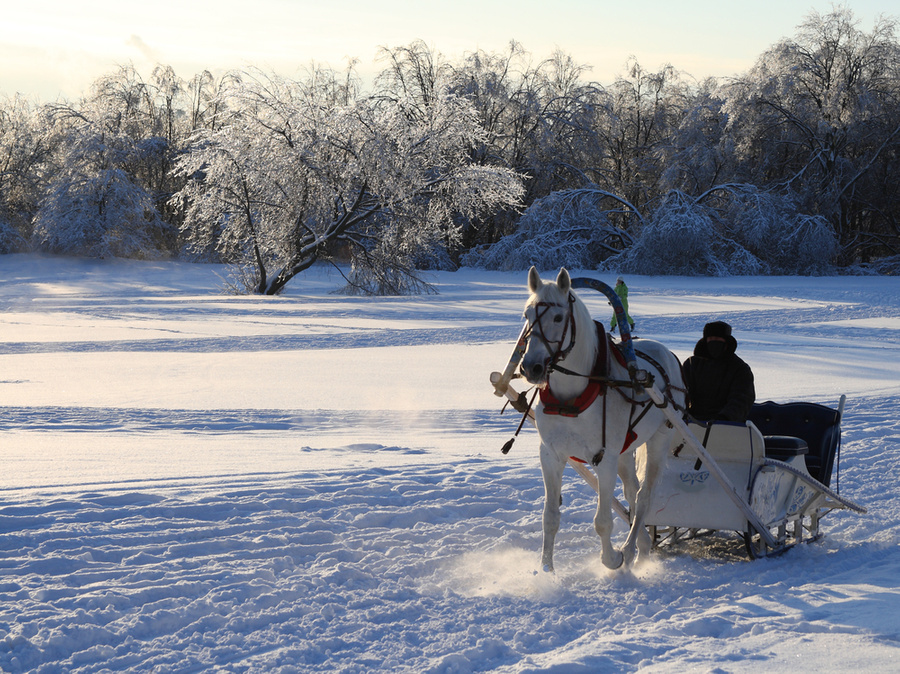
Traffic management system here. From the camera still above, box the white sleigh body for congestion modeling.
[643,400,865,558]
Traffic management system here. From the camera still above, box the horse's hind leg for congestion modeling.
[622,434,668,566]
[629,444,653,557]
[539,444,565,573]
[618,451,639,511]
[594,459,624,569]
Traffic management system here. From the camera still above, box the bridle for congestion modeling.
[522,293,578,374]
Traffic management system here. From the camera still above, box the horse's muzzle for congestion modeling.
[521,355,549,386]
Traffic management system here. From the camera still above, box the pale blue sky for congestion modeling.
[1,1,896,100]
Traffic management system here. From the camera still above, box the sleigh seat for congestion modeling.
[748,401,842,487]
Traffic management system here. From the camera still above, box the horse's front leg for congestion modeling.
[622,434,668,566]
[593,458,624,569]
[539,442,565,573]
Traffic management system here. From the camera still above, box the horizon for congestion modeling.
[2,1,897,102]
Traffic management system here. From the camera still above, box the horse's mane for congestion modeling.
[569,289,595,336]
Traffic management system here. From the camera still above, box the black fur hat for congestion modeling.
[702,321,737,352]
[703,321,732,340]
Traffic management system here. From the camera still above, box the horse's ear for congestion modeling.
[528,266,542,293]
[557,268,571,293]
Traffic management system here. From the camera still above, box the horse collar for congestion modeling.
[540,379,603,417]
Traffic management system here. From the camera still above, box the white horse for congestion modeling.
[521,267,686,571]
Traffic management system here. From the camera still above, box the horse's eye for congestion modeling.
[553,315,563,323]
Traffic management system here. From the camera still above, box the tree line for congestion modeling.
[0,7,897,292]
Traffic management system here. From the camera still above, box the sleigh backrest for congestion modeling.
[748,401,841,486]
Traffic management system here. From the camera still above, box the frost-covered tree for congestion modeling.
[446,44,609,242]
[86,65,205,234]
[603,191,759,276]
[29,64,224,257]
[659,79,732,194]
[461,187,639,270]
[722,7,900,260]
[0,95,49,252]
[33,102,170,258]
[595,59,692,209]
[445,41,535,244]
[605,186,838,276]
[375,40,450,117]
[172,68,524,294]
[699,184,838,274]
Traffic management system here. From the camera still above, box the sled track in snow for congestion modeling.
[0,406,514,435]
[0,325,521,355]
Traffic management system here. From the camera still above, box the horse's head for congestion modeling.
[521,266,576,387]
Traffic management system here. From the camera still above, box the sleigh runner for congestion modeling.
[492,272,865,564]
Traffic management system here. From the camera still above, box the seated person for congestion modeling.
[683,321,755,422]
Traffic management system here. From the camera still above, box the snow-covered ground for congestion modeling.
[1,254,899,673]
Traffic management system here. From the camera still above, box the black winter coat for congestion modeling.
[683,338,755,422]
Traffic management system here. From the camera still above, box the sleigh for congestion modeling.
[644,396,866,558]
[492,274,866,562]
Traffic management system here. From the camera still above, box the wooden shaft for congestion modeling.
[493,322,529,397]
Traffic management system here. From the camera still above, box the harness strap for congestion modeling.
[606,346,687,454]
[635,348,687,413]
[541,336,678,455]
[621,397,653,453]
[540,322,609,417]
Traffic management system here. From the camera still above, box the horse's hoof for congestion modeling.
[637,535,652,557]
[603,550,624,570]
[542,563,554,573]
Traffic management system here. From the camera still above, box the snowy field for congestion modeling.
[1,254,899,673]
